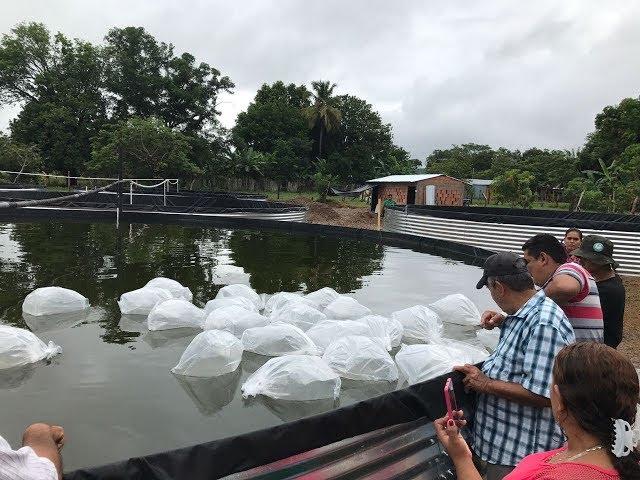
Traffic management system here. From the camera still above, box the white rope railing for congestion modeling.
[0,170,178,182]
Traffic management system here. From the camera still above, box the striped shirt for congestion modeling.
[473,290,575,466]
[0,435,57,480]
[549,262,603,342]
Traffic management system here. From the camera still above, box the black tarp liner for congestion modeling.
[392,205,640,232]
[65,370,473,480]
[0,189,304,214]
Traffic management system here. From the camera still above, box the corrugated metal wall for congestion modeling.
[385,208,640,276]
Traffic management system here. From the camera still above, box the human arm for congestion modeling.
[433,413,482,480]
[453,364,550,408]
[22,423,64,479]
[543,273,581,306]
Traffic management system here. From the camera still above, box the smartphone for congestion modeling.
[444,377,458,420]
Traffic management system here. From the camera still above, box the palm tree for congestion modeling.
[305,81,341,159]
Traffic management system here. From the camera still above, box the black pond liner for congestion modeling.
[394,205,640,232]
[64,370,473,480]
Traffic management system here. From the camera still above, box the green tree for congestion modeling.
[493,169,535,208]
[232,81,312,187]
[88,117,198,178]
[425,144,500,179]
[312,158,338,202]
[323,94,416,182]
[228,147,267,180]
[103,26,233,133]
[0,134,42,181]
[305,81,341,159]
[1,22,107,173]
[580,97,640,171]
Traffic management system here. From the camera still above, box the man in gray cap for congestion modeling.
[572,235,625,348]
[455,252,574,480]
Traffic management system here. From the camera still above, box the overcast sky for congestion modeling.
[1,0,640,159]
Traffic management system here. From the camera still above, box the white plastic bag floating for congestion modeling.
[147,299,205,331]
[271,303,327,331]
[323,336,398,382]
[203,297,257,317]
[353,315,394,351]
[204,306,269,338]
[476,328,500,352]
[391,305,442,343]
[241,323,319,356]
[323,296,371,320]
[216,284,263,310]
[22,287,89,317]
[145,278,193,302]
[118,287,173,315]
[395,342,489,385]
[306,320,374,353]
[0,325,62,370]
[171,330,243,377]
[241,355,341,400]
[264,292,299,315]
[305,287,340,310]
[429,294,481,326]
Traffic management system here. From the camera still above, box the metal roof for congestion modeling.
[366,174,443,183]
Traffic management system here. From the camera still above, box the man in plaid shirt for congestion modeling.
[454,252,575,480]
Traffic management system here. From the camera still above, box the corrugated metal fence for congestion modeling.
[385,208,640,276]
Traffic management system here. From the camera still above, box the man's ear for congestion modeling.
[539,252,549,266]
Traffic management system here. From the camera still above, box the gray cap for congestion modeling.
[476,252,529,289]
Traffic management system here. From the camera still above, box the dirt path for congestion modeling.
[290,198,640,366]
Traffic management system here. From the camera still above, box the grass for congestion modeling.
[260,190,370,208]
[470,200,572,211]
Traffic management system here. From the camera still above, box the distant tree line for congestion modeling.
[425,98,640,213]
[1,22,639,211]
[0,22,417,196]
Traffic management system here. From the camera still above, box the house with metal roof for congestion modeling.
[366,174,466,209]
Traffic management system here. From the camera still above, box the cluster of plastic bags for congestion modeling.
[11,279,493,404]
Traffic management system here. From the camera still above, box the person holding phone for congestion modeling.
[454,252,574,480]
[437,342,640,480]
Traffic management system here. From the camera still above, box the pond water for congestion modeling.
[0,220,494,471]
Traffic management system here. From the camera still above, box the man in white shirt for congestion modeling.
[0,423,64,480]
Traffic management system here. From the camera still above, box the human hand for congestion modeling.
[480,310,505,330]
[434,411,471,461]
[453,364,492,394]
[50,426,64,451]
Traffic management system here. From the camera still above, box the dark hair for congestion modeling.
[522,233,568,264]
[488,272,534,292]
[564,227,583,240]
[554,343,640,480]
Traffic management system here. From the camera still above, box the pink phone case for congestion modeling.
[444,377,457,420]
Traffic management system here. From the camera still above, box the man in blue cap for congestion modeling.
[455,252,575,480]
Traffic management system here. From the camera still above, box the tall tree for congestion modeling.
[232,81,312,187]
[305,81,341,159]
[1,22,107,173]
[323,94,415,182]
[103,27,233,133]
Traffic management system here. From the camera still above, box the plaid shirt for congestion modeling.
[472,290,575,466]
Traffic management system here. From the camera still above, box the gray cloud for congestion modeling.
[1,0,639,159]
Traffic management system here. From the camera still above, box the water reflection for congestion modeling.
[252,397,338,423]
[0,363,37,390]
[339,379,396,404]
[0,222,385,345]
[173,369,242,416]
[22,310,88,333]
[142,328,198,350]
